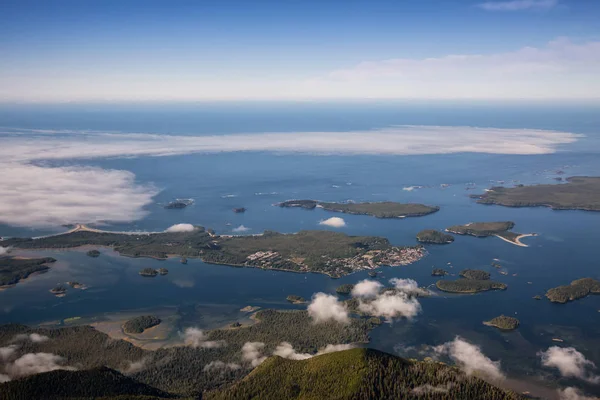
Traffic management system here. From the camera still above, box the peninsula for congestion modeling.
[2,227,426,278]
[277,200,439,218]
[416,230,454,244]
[545,278,600,303]
[0,256,56,288]
[446,221,534,247]
[471,176,600,211]
[484,315,520,330]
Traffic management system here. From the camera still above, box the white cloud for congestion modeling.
[0,163,157,228]
[232,225,250,233]
[13,333,50,344]
[165,223,196,233]
[273,342,312,360]
[477,0,557,11]
[351,280,383,298]
[558,387,598,400]
[182,328,226,349]
[0,246,8,255]
[412,383,454,395]
[319,217,346,228]
[124,357,151,374]
[0,373,10,383]
[434,337,504,380]
[0,125,580,228]
[241,342,267,367]
[0,345,18,360]
[316,343,355,355]
[390,278,431,296]
[5,353,76,378]
[539,346,599,384]
[358,291,421,321]
[203,360,241,372]
[307,293,350,324]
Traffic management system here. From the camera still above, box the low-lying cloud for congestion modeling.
[203,360,241,372]
[351,279,383,298]
[0,126,580,228]
[165,223,196,233]
[0,345,18,361]
[357,291,421,321]
[183,328,226,349]
[319,217,346,228]
[5,353,76,378]
[232,225,250,233]
[273,342,313,360]
[241,342,267,367]
[390,278,431,297]
[434,337,504,380]
[558,387,598,400]
[0,246,8,255]
[539,346,599,384]
[13,333,50,344]
[412,383,454,395]
[307,293,350,324]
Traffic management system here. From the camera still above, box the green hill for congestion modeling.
[0,367,175,400]
[206,348,521,400]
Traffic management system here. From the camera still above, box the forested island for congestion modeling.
[446,221,533,246]
[286,295,307,304]
[86,249,100,258]
[436,280,507,293]
[123,315,162,334]
[164,199,193,209]
[206,348,522,400]
[471,176,600,211]
[0,256,56,288]
[416,230,454,244]
[484,315,520,330]
[2,228,426,278]
[336,284,354,294]
[277,200,439,218]
[0,347,522,400]
[545,278,600,303]
[0,309,376,397]
[431,268,448,276]
[139,268,158,277]
[459,269,490,280]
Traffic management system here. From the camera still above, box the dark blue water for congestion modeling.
[1,102,599,396]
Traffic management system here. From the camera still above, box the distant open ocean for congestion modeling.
[1,101,599,397]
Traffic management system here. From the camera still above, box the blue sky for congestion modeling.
[1,0,599,101]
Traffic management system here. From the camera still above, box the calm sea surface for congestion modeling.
[1,102,599,396]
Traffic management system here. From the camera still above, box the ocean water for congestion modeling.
[1,102,599,397]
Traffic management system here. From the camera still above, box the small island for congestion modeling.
[158,268,169,275]
[123,315,162,334]
[67,281,87,290]
[416,230,454,244]
[277,200,439,219]
[368,271,378,277]
[545,278,600,303]
[240,306,260,313]
[286,295,307,304]
[180,257,187,264]
[336,284,355,295]
[139,268,158,277]
[484,315,520,330]
[232,207,246,213]
[164,199,194,209]
[471,176,600,211]
[50,285,67,297]
[436,279,507,294]
[86,250,100,258]
[431,268,448,277]
[459,269,490,280]
[446,221,534,247]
